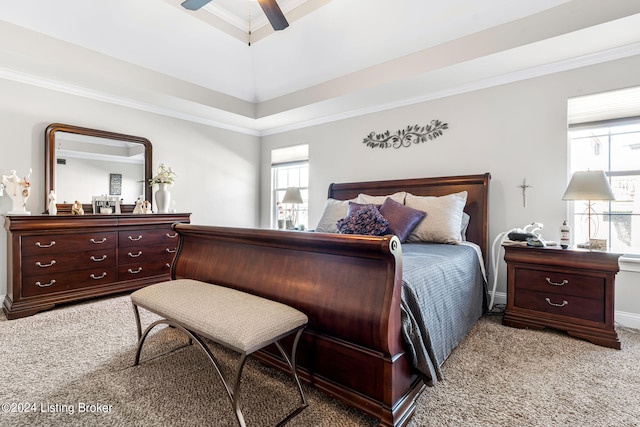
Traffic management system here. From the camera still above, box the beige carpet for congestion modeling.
[0,295,638,426]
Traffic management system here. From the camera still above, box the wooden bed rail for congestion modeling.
[169,224,419,426]
[171,224,403,356]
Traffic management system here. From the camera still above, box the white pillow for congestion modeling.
[356,191,406,205]
[405,191,468,244]
[314,198,352,233]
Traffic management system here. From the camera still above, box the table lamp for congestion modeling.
[562,170,615,248]
[282,187,303,229]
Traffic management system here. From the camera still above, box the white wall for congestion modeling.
[259,54,640,328]
[0,78,261,297]
[1,45,639,328]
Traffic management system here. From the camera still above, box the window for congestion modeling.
[271,145,309,230]
[568,119,640,255]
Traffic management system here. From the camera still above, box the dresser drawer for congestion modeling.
[514,268,604,300]
[21,267,117,297]
[22,232,116,256]
[23,248,116,276]
[118,259,172,281]
[118,244,177,265]
[118,228,178,248]
[514,288,604,323]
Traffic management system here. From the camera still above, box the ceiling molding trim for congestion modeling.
[259,42,640,136]
[0,67,261,136]
[204,3,259,31]
[2,41,639,139]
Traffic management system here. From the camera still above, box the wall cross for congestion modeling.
[519,179,531,208]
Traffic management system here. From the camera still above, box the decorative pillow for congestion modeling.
[404,191,468,244]
[356,191,406,205]
[315,198,352,233]
[336,205,389,236]
[460,212,471,241]
[378,197,426,242]
[347,201,381,216]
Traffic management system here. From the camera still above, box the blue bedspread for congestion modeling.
[400,242,485,385]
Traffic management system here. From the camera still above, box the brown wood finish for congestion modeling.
[502,244,621,349]
[44,123,153,213]
[328,173,491,264]
[166,173,490,427]
[3,213,190,319]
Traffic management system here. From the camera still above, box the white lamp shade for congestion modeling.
[282,187,303,204]
[562,170,615,201]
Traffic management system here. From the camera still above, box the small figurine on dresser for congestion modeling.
[133,198,144,214]
[48,190,57,215]
[71,200,85,215]
[142,200,152,214]
[1,169,32,215]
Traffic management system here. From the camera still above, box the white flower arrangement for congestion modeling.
[149,164,175,186]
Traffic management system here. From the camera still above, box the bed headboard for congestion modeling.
[328,173,491,263]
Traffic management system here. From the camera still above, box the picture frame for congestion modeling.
[92,195,121,214]
[109,173,122,196]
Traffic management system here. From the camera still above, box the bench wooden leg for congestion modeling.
[132,303,308,426]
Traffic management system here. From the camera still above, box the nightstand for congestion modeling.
[502,244,621,349]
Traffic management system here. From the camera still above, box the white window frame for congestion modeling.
[270,145,309,230]
[567,117,640,256]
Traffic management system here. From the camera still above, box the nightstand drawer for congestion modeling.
[514,288,604,323]
[514,268,604,299]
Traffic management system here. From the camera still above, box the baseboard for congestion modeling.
[489,291,507,309]
[615,310,640,330]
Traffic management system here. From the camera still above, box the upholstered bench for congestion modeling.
[131,278,308,427]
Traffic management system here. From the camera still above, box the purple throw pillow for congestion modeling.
[378,197,426,242]
[347,201,381,216]
[337,205,390,236]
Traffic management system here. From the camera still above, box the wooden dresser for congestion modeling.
[3,213,190,319]
[502,244,621,349]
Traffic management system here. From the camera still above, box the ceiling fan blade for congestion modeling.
[257,0,289,31]
[181,0,213,11]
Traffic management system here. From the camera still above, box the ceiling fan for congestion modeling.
[181,0,289,31]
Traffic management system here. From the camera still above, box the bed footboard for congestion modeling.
[170,223,423,426]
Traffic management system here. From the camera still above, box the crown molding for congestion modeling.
[2,42,639,138]
[259,42,640,136]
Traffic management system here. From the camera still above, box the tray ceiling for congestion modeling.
[1,0,639,134]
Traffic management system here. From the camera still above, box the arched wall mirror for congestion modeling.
[45,123,152,214]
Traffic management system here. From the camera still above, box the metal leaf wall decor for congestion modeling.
[363,120,449,149]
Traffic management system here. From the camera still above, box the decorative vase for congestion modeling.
[154,183,171,214]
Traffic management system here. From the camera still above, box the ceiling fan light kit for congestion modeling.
[181,0,289,31]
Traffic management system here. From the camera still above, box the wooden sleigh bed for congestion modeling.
[169,173,490,426]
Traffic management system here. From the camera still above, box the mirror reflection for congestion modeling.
[45,124,152,213]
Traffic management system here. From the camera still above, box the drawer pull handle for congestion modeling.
[35,279,56,288]
[35,241,56,248]
[166,248,176,253]
[36,260,56,268]
[90,255,107,262]
[128,251,143,258]
[545,297,568,308]
[545,278,568,286]
[91,238,107,244]
[166,233,178,239]
[165,263,171,268]
[128,235,143,241]
[128,267,143,274]
[90,272,107,280]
